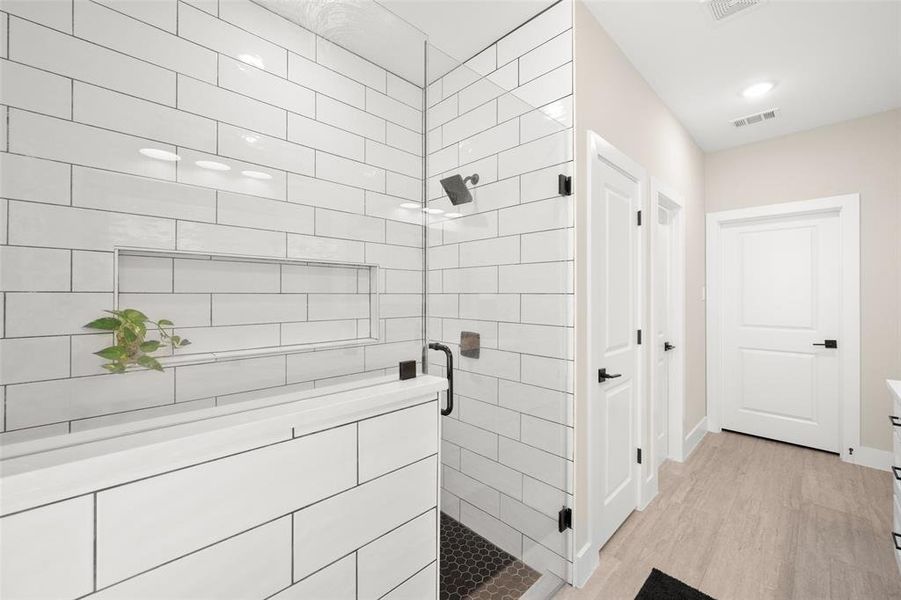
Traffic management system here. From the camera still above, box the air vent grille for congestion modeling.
[706,0,762,22]
[732,108,778,128]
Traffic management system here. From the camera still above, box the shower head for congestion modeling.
[439,173,479,205]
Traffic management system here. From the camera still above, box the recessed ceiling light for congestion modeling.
[742,81,774,98]
[195,160,231,171]
[400,202,421,209]
[445,212,463,219]
[139,148,180,161]
[423,207,444,214]
[242,134,259,144]
[241,170,272,180]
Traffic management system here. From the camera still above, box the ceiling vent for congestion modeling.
[705,0,763,22]
[731,108,778,128]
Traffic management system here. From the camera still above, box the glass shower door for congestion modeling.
[425,21,576,590]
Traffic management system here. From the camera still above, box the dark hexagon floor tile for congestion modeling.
[440,513,541,600]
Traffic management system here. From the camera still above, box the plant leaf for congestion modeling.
[140,340,161,353]
[85,317,121,331]
[137,355,164,372]
[103,362,127,374]
[178,338,191,347]
[95,346,128,360]
[157,319,174,327]
[122,308,148,323]
[121,327,138,343]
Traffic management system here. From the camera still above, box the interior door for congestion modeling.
[654,207,673,468]
[720,212,841,452]
[590,151,640,549]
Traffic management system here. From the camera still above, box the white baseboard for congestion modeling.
[639,472,658,511]
[571,541,598,588]
[682,417,708,460]
[846,446,893,472]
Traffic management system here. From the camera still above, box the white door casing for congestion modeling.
[586,132,645,551]
[654,205,673,467]
[707,195,860,459]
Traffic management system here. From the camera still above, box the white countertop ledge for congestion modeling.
[0,375,447,517]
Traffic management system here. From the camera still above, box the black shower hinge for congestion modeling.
[637,448,643,464]
[557,507,572,533]
[558,174,573,196]
[637,329,642,345]
[637,210,642,226]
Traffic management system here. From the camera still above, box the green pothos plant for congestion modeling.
[84,309,190,373]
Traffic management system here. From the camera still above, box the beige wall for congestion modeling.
[570,2,899,570]
[706,109,901,451]
[571,0,707,559]
[572,0,707,434]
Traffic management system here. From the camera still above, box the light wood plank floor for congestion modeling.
[555,431,901,600]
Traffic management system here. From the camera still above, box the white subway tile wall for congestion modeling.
[0,399,439,600]
[427,0,575,582]
[0,0,425,439]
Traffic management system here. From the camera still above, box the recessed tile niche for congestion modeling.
[114,248,380,366]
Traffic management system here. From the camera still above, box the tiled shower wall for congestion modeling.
[0,0,424,440]
[426,1,575,582]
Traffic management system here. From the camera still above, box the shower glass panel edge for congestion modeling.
[425,22,576,594]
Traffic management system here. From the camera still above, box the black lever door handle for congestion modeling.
[893,532,901,551]
[598,368,622,383]
[892,466,901,481]
[891,415,901,427]
[812,339,838,348]
[664,342,675,352]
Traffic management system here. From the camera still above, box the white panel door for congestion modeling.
[590,153,640,549]
[654,207,673,468]
[720,213,841,452]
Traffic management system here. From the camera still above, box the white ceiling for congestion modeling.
[256,0,556,84]
[379,0,558,67]
[257,0,427,83]
[585,0,901,151]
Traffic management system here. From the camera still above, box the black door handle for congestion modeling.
[664,342,675,352]
[598,368,622,383]
[890,415,901,427]
[812,339,838,348]
[893,532,901,551]
[428,342,454,416]
[892,466,901,481]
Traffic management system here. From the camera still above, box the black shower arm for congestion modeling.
[428,342,454,416]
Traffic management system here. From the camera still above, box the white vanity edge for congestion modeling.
[0,375,447,517]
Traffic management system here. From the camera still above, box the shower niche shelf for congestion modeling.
[113,247,380,368]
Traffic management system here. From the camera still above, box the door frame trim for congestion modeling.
[705,194,860,460]
[578,131,647,575]
[650,178,686,470]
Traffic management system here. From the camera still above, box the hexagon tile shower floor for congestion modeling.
[440,514,541,600]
